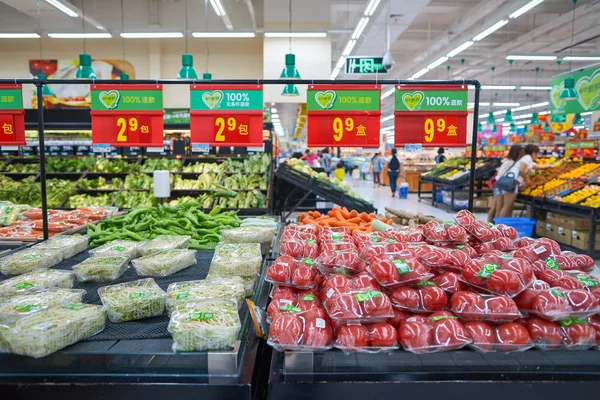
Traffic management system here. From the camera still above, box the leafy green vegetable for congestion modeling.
[111,190,156,208]
[3,162,38,173]
[142,158,181,172]
[78,176,123,190]
[68,193,112,208]
[46,157,95,173]
[91,158,140,173]
[124,172,153,189]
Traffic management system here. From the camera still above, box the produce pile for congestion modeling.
[91,158,141,173]
[297,206,393,232]
[0,176,77,208]
[266,209,600,353]
[285,158,362,199]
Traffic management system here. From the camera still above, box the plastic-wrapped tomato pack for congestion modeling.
[266,256,320,289]
[268,308,334,351]
[398,312,471,354]
[515,237,536,248]
[513,238,561,263]
[440,243,478,259]
[315,248,363,275]
[464,321,534,352]
[461,254,534,297]
[537,269,600,297]
[367,250,433,287]
[515,286,600,321]
[474,237,517,254]
[531,253,596,278]
[495,224,519,240]
[357,241,408,262]
[432,271,468,295]
[450,291,522,322]
[323,289,393,323]
[422,221,468,244]
[267,290,322,322]
[386,227,425,243]
[334,321,399,353]
[389,283,448,312]
[280,239,319,260]
[524,317,596,350]
[420,246,471,272]
[454,210,499,243]
[352,231,387,246]
[319,273,381,303]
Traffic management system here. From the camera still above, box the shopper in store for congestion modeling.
[387,148,402,197]
[334,162,346,182]
[488,144,524,222]
[301,149,319,167]
[351,166,361,187]
[435,147,446,164]
[370,152,383,188]
[321,148,332,176]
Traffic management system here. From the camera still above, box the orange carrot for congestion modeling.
[334,209,345,221]
[316,215,330,221]
[302,217,319,225]
[340,207,351,219]
[365,226,374,233]
[387,219,394,225]
[350,210,358,218]
[329,221,359,227]
[328,210,336,217]
[299,213,307,222]
[369,213,377,219]
[313,211,321,218]
[317,217,338,225]
[345,217,362,224]
[360,212,371,222]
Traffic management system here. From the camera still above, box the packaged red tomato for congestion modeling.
[386,308,410,329]
[524,317,596,350]
[454,211,496,243]
[422,221,468,244]
[538,269,600,294]
[266,256,319,289]
[432,271,468,295]
[389,283,448,312]
[440,243,478,259]
[495,224,519,240]
[315,248,363,275]
[420,246,471,272]
[515,237,536,248]
[280,239,319,260]
[353,231,386,246]
[559,251,595,272]
[268,308,334,351]
[334,322,399,353]
[357,241,408,261]
[266,292,323,322]
[517,287,600,321]
[398,311,470,354]
[368,252,433,287]
[514,280,551,310]
[464,321,533,352]
[323,289,393,323]
[589,315,600,346]
[282,224,318,242]
[461,255,534,297]
[449,291,522,322]
[513,238,561,263]
[319,273,380,302]
[475,237,517,254]
[386,227,425,243]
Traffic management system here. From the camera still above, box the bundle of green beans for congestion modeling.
[87,202,241,250]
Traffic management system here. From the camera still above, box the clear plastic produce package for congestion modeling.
[464,321,534,352]
[268,308,333,351]
[168,300,241,351]
[420,246,471,272]
[221,226,276,256]
[422,221,468,244]
[139,235,190,256]
[0,269,74,299]
[0,248,63,276]
[367,251,432,287]
[72,256,130,283]
[515,286,600,321]
[398,312,471,354]
[0,303,105,358]
[323,289,393,324]
[131,249,197,277]
[89,240,141,259]
[524,317,596,350]
[33,235,89,260]
[315,248,364,275]
[267,290,322,322]
[449,291,522,322]
[460,254,534,297]
[98,278,166,322]
[266,256,318,290]
[209,243,262,278]
[334,321,398,353]
[166,277,246,314]
[389,284,448,312]
[0,288,86,325]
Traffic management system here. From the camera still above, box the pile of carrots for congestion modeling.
[298,206,393,233]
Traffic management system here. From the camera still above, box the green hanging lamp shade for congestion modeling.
[203,72,212,80]
[75,53,97,79]
[504,109,514,123]
[282,83,300,96]
[486,112,495,124]
[550,113,561,122]
[492,124,498,133]
[280,53,301,79]
[36,73,54,97]
[530,112,540,125]
[177,54,198,79]
[119,72,129,80]
[477,122,482,132]
[559,77,578,100]
[543,122,551,133]
[509,123,516,133]
[574,113,584,124]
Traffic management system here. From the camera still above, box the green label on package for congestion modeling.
[61,304,87,311]
[129,291,153,298]
[302,294,315,301]
[559,318,588,327]
[544,257,561,270]
[355,290,382,302]
[307,89,380,112]
[279,304,302,312]
[550,289,565,298]
[13,282,35,289]
[307,239,317,246]
[385,238,397,243]
[191,89,263,111]
[370,236,381,242]
[13,304,40,312]
[392,259,411,274]
[23,254,42,259]
[431,315,458,322]
[331,234,343,241]
[187,312,215,321]
[395,89,468,112]
[416,280,436,287]
[575,274,598,287]
[91,89,163,111]
[110,246,126,251]
[176,291,190,300]
[303,257,315,266]
[478,263,500,278]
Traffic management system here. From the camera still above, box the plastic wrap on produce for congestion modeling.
[0,270,74,299]
[208,243,262,278]
[460,254,535,297]
[168,300,241,351]
[323,289,393,324]
[0,288,86,325]
[266,256,318,290]
[131,249,196,277]
[524,317,596,350]
[139,235,190,256]
[98,278,166,323]
[334,322,399,354]
[449,291,522,322]
[0,248,63,276]
[398,312,471,354]
[0,303,105,358]
[515,285,600,321]
[267,308,333,351]
[464,321,534,353]
[166,277,245,314]
[33,235,89,260]
[221,226,275,245]
[389,283,448,312]
[267,289,322,322]
[0,203,30,226]
[72,256,130,283]
[89,240,142,259]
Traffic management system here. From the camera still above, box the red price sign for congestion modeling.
[307,114,379,147]
[423,116,460,144]
[0,84,25,146]
[212,115,251,142]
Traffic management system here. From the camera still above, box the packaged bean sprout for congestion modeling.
[166,277,245,314]
[209,243,262,278]
[221,226,276,256]
[98,278,166,323]
[0,270,74,299]
[138,235,190,256]
[0,248,63,276]
[0,288,86,325]
[33,235,89,260]
[89,240,142,259]
[72,256,129,283]
[131,249,196,277]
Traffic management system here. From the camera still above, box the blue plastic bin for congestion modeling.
[398,183,409,199]
[493,217,537,238]
[435,190,443,202]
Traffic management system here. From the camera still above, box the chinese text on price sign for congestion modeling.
[0,84,25,146]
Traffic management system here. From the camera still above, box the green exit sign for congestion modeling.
[345,56,388,75]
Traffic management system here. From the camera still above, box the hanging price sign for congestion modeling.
[190,84,263,147]
[579,141,595,158]
[91,84,164,147]
[394,85,467,148]
[306,84,381,148]
[0,84,25,146]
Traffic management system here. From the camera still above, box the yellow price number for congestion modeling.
[214,117,239,142]
[332,117,354,142]
[116,117,139,142]
[423,117,446,143]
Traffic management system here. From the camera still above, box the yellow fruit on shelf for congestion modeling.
[559,163,600,179]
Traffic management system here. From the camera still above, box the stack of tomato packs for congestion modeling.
[266,210,600,354]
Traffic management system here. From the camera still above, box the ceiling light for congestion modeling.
[352,17,369,40]
[48,33,112,38]
[520,86,551,90]
[271,108,277,113]
[365,0,381,16]
[513,105,532,111]
[493,110,507,115]
[265,32,327,38]
[45,0,78,18]
[494,102,520,107]
[380,115,394,123]
[381,88,394,99]
[209,0,226,16]
[121,32,183,38]
[581,112,593,116]
[381,126,394,132]
[517,113,533,119]
[336,56,346,70]
[559,77,578,100]
[509,0,545,19]
[447,41,474,58]
[531,102,549,108]
[75,53,97,79]
[506,55,557,61]
[427,56,448,70]
[192,32,255,37]
[473,20,508,42]
[467,102,490,109]
[330,67,341,80]
[481,85,516,90]
[177,54,198,79]
[411,67,429,79]
[342,40,357,56]
[539,111,550,115]
[563,56,600,61]
[0,33,40,38]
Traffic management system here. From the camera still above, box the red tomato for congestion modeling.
[351,273,380,291]
[302,316,333,347]
[502,258,534,284]
[430,312,469,349]
[386,308,410,329]
[539,269,564,286]
[525,317,562,349]
[361,291,393,317]
[562,322,596,348]
[276,255,298,269]
[474,242,495,255]
[531,289,570,319]
[536,238,561,258]
[495,323,531,351]
[462,260,489,287]
[272,286,297,302]
[449,291,486,320]
[487,269,522,296]
[336,324,369,347]
[589,315,600,343]
[267,262,293,284]
[269,314,302,345]
[448,249,469,269]
[433,271,468,294]
[391,286,420,310]
[368,322,398,347]
[555,275,585,290]
[514,246,541,263]
[515,237,536,248]
[304,245,319,260]
[485,295,520,320]
[291,265,316,288]
[515,281,550,310]
[296,295,321,311]
[447,224,467,242]
[565,289,599,313]
[531,260,548,279]
[326,293,361,321]
[421,286,448,311]
[398,319,433,352]
[456,210,476,225]
[369,257,400,285]
[464,321,495,351]
[267,298,295,320]
[281,241,303,259]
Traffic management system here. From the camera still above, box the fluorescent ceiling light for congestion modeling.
[516,113,533,119]
[581,112,593,116]
[271,108,277,113]
[48,33,112,38]
[352,17,369,40]
[45,0,78,18]
[520,86,551,90]
[381,88,394,99]
[563,56,600,61]
[121,32,183,38]
[336,56,346,70]
[0,33,40,38]
[380,115,394,123]
[467,102,490,109]
[209,0,226,16]
[506,54,556,61]
[493,110,507,115]
[427,56,448,70]
[478,114,489,119]
[192,32,255,38]
[509,0,545,19]
[365,0,381,16]
[381,126,394,132]
[514,105,531,111]
[411,67,430,79]
[265,32,327,38]
[539,111,550,115]
[473,20,508,41]
[330,67,341,80]
[447,41,474,58]
[531,101,549,108]
[342,40,357,56]
[481,85,516,90]
[494,102,520,106]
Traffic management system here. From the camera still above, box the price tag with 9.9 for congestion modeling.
[422,115,460,144]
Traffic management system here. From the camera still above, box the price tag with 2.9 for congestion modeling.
[114,115,152,143]
[213,115,250,142]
